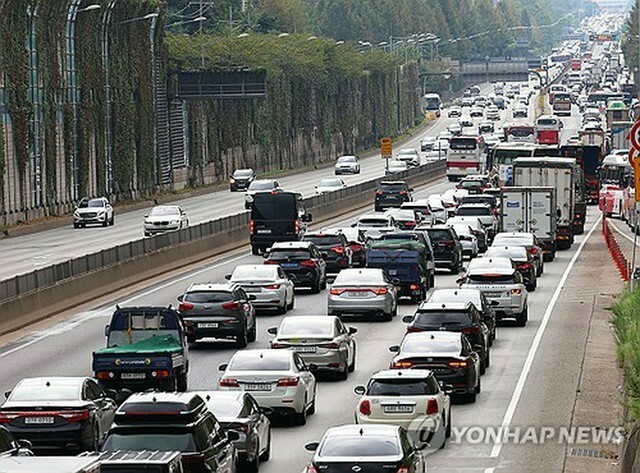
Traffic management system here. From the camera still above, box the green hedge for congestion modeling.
[612,288,640,422]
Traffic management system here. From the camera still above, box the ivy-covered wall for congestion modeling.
[0,0,164,226]
[167,34,422,187]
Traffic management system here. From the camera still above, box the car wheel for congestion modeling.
[287,292,295,310]
[177,371,188,392]
[236,329,248,348]
[144,231,150,237]
[251,246,260,256]
[374,205,381,212]
[516,307,528,327]
[311,278,322,294]
[245,447,260,473]
[109,216,115,226]
[382,310,393,322]
[446,408,452,438]
[91,422,101,452]
[337,362,349,381]
[348,346,356,373]
[295,398,308,426]
[480,358,486,376]
[73,223,80,229]
[449,264,458,274]
[259,429,271,461]
[276,301,287,315]
[467,388,477,403]
[485,349,491,368]
[320,277,327,290]
[475,375,481,393]
[308,392,316,415]
[102,220,108,227]
[248,320,257,343]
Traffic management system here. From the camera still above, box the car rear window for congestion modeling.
[232,266,275,280]
[279,319,334,337]
[184,291,233,303]
[333,271,383,286]
[414,311,472,326]
[304,236,342,247]
[250,194,297,220]
[358,219,390,227]
[426,229,453,241]
[450,139,478,150]
[368,378,439,396]
[457,207,492,216]
[229,354,291,371]
[319,436,400,457]
[401,337,461,354]
[467,274,517,284]
[103,432,196,453]
[268,250,311,261]
[10,382,80,402]
[378,183,406,192]
[206,398,243,418]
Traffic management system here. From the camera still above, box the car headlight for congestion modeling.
[171,219,180,225]
[230,178,236,183]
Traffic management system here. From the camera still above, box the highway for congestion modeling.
[0,94,612,471]
[0,84,515,281]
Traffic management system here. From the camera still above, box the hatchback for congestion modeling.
[323,227,367,267]
[375,181,413,211]
[419,225,463,273]
[303,232,352,274]
[485,245,537,291]
[229,168,256,191]
[178,283,257,347]
[264,241,327,293]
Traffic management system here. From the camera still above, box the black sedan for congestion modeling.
[389,331,481,403]
[198,391,271,472]
[305,424,425,472]
[0,377,117,453]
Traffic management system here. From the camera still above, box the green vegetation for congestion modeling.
[612,288,640,422]
[622,2,640,71]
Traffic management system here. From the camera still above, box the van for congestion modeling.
[249,192,312,255]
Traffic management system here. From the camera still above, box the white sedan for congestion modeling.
[227,264,295,314]
[143,205,188,237]
[218,350,317,425]
[316,178,346,194]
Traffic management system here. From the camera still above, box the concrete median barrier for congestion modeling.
[0,160,444,335]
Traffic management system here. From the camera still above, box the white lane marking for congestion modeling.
[608,220,637,246]
[0,252,250,359]
[486,214,601,463]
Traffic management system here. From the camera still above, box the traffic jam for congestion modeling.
[0,11,634,473]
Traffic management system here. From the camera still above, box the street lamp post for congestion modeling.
[102,0,116,195]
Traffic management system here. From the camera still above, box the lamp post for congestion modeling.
[65,2,101,201]
[102,0,116,195]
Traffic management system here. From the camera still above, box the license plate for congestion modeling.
[294,346,317,353]
[388,269,397,276]
[199,323,219,328]
[24,416,54,425]
[244,287,260,293]
[383,405,413,414]
[281,263,298,268]
[348,291,368,298]
[245,384,271,391]
[121,373,146,380]
[486,293,502,298]
[256,229,271,234]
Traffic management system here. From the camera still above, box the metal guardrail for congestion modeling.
[0,160,445,304]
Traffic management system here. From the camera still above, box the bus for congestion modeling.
[548,84,567,104]
[552,92,572,116]
[446,135,486,181]
[570,58,581,71]
[488,143,559,185]
[504,123,535,143]
[423,93,442,117]
[535,115,562,145]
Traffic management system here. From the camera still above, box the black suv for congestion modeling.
[264,241,327,293]
[229,168,256,191]
[403,302,491,375]
[177,283,257,347]
[303,232,352,273]
[102,392,237,473]
[374,181,413,211]
[419,225,463,273]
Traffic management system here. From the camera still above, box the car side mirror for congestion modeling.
[391,277,400,285]
[389,345,400,353]
[348,327,358,335]
[267,327,278,335]
[305,442,320,452]
[105,389,118,401]
[224,274,232,281]
[473,344,484,353]
[218,364,228,372]
[4,390,11,399]
[402,315,414,324]
[177,294,184,302]
[260,406,274,416]
[491,299,500,306]
[456,277,464,285]
[227,431,240,442]
[104,324,110,337]
[248,294,257,300]
[17,439,32,450]
[307,363,319,372]
[144,214,149,218]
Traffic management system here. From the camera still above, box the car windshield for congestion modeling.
[249,181,275,190]
[206,398,243,418]
[183,291,233,303]
[9,381,80,401]
[233,266,275,280]
[229,354,291,371]
[279,319,334,337]
[333,270,383,286]
[87,199,105,208]
[457,207,491,216]
[319,179,342,187]
[268,249,310,261]
[537,119,557,127]
[368,378,439,396]
[358,219,390,227]
[234,170,253,178]
[150,207,180,217]
[103,433,196,453]
[337,156,356,163]
[401,337,461,354]
[509,127,534,137]
[426,229,452,241]
[414,311,472,326]
[319,436,400,457]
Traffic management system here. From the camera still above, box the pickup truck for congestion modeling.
[93,306,189,393]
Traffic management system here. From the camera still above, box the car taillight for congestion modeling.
[511,288,522,295]
[398,190,407,195]
[277,377,300,387]
[264,260,278,265]
[264,284,281,290]
[306,466,320,473]
[318,341,341,349]
[249,220,255,233]
[351,243,363,252]
[359,400,371,416]
[300,260,317,267]
[448,360,469,368]
[405,221,417,227]
[179,302,194,311]
[0,412,20,424]
[96,371,115,380]
[58,410,90,423]
[462,326,480,335]
[150,370,170,379]
[392,361,414,369]
[376,190,383,195]
[427,399,439,415]
[529,247,538,254]
[396,467,410,473]
[295,219,300,235]
[374,287,389,295]
[220,377,240,387]
[221,301,241,311]
[330,245,345,255]
[330,288,344,295]
[517,262,531,269]
[406,326,423,333]
[441,240,455,246]
[271,342,287,348]
[409,284,420,290]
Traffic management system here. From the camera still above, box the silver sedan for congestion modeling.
[328,268,397,320]
[267,316,357,380]
[227,264,295,314]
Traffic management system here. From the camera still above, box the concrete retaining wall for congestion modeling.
[0,161,445,335]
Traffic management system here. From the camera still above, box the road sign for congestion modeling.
[635,160,640,202]
[381,138,392,159]
[629,148,640,168]
[630,120,640,151]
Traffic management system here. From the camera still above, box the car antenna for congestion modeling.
[359,428,364,436]
[45,381,51,387]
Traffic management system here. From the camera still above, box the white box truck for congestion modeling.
[513,157,576,250]
[501,186,557,261]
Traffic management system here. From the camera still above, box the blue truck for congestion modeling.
[93,306,189,393]
[365,239,435,303]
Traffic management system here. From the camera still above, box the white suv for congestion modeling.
[353,369,451,447]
